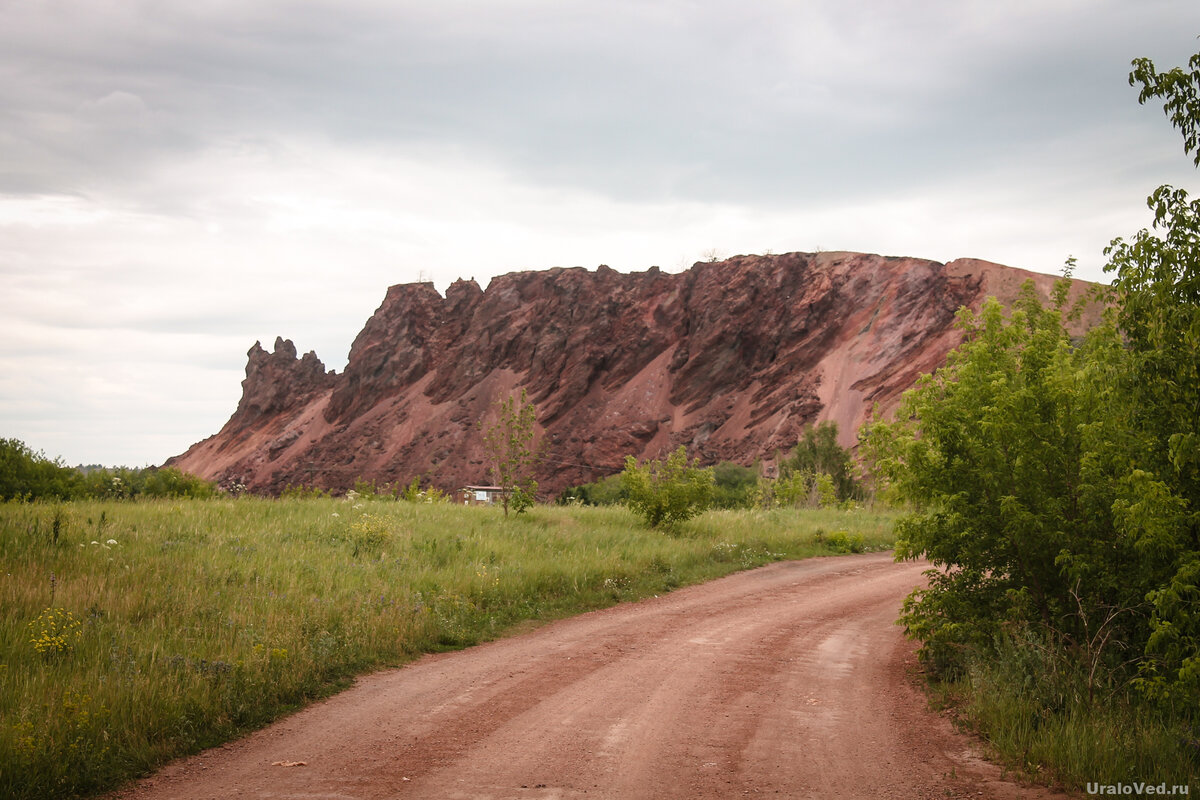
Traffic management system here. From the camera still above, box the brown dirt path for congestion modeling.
[113,553,1070,799]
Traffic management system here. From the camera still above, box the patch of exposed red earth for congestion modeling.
[113,554,1071,799]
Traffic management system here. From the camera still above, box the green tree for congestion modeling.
[1104,49,1200,706]
[0,440,217,501]
[865,43,1200,713]
[711,461,759,509]
[0,439,82,500]
[779,421,859,502]
[480,389,540,516]
[621,446,715,528]
[1131,50,1200,167]
[864,285,1125,674]
[771,470,809,508]
[556,473,626,506]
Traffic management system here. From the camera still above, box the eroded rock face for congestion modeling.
[167,252,1099,495]
[235,337,337,432]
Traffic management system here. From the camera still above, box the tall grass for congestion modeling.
[0,498,894,799]
[928,630,1198,795]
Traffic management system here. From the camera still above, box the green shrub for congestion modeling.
[139,467,218,499]
[711,461,759,509]
[860,42,1200,788]
[778,422,861,502]
[0,440,217,501]
[557,473,625,506]
[509,482,538,514]
[621,446,715,528]
[0,439,82,500]
[397,477,450,503]
[281,484,330,499]
[823,530,865,554]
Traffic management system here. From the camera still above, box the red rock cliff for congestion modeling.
[167,251,1099,494]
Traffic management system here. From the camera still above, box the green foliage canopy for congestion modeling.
[864,287,1133,674]
[778,421,859,502]
[865,44,1200,712]
[0,439,216,501]
[621,446,715,528]
[1,439,80,501]
[480,389,540,515]
[710,461,759,509]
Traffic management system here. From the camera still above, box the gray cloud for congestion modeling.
[4,0,1195,205]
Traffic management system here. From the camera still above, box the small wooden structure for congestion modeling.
[460,485,505,506]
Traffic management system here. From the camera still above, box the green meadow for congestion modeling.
[0,498,894,799]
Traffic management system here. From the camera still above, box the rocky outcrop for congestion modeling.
[168,251,1100,495]
[235,337,337,433]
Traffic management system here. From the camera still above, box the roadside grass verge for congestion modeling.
[0,499,894,799]
[922,634,1198,795]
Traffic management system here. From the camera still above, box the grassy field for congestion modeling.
[0,498,895,799]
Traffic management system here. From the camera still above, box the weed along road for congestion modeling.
[116,553,1066,800]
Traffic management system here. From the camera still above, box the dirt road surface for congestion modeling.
[115,553,1068,799]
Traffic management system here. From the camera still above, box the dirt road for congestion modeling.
[116,553,1066,799]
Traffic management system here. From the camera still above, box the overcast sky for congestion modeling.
[2,1,1199,468]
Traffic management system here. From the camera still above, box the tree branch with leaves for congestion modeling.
[480,389,540,515]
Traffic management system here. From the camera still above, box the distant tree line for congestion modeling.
[557,421,863,526]
[0,438,217,501]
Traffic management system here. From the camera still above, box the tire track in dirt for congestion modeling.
[114,553,1070,799]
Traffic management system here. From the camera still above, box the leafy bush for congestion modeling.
[397,477,449,503]
[778,422,860,502]
[0,439,82,500]
[762,468,841,509]
[563,461,755,510]
[865,286,1108,675]
[557,473,626,506]
[822,530,865,554]
[509,482,538,514]
[281,484,330,499]
[138,467,218,499]
[711,461,759,508]
[621,446,715,528]
[864,44,1200,743]
[0,440,217,501]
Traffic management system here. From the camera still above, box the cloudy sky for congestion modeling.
[2,1,1199,468]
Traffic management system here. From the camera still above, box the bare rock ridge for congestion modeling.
[168,251,1099,495]
[235,337,337,433]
